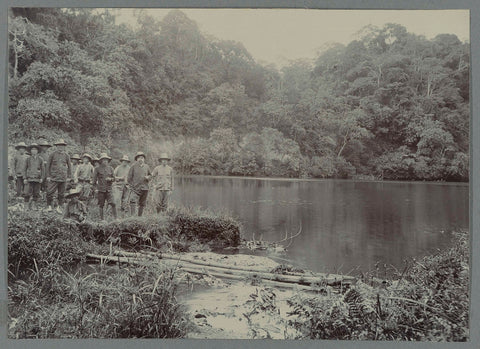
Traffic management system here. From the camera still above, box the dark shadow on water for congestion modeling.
[173,177,468,274]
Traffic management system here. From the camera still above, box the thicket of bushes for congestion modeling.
[7,206,241,338]
[79,207,241,250]
[8,207,241,275]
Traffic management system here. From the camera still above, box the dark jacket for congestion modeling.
[47,150,72,182]
[127,162,151,191]
[92,164,115,192]
[13,153,29,178]
[25,155,45,182]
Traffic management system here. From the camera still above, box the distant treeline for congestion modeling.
[8,8,469,181]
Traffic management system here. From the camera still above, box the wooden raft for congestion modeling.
[86,250,357,291]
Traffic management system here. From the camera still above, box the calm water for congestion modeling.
[171,176,469,274]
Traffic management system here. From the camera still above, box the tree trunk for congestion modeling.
[12,33,18,79]
[337,130,349,158]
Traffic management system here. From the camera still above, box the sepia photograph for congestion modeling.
[5,7,470,341]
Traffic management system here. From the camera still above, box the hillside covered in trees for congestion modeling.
[8,8,470,181]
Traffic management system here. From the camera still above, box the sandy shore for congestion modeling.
[171,252,305,339]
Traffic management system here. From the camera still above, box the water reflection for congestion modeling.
[173,177,469,274]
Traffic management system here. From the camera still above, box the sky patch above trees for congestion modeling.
[111,9,469,68]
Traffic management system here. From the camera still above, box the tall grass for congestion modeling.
[7,204,241,338]
[9,263,192,338]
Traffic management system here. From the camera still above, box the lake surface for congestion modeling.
[171,176,469,275]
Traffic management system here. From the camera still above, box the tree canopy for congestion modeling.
[8,9,469,181]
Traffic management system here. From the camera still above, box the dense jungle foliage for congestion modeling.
[8,8,469,180]
[7,206,241,338]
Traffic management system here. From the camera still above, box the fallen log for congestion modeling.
[88,253,354,286]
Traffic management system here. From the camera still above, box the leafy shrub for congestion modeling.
[167,206,241,247]
[77,207,241,250]
[78,216,170,249]
[286,231,469,341]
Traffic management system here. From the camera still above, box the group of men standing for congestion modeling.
[10,139,174,221]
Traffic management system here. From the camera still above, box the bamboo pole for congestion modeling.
[86,253,150,266]
[86,253,326,292]
[113,250,355,282]
[179,266,324,292]
[113,250,276,273]
[175,261,352,286]
[88,253,354,286]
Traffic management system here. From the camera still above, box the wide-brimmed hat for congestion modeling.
[71,153,81,160]
[15,142,27,150]
[38,139,52,148]
[82,153,93,161]
[54,139,67,146]
[120,155,130,162]
[159,152,171,161]
[65,188,82,198]
[28,143,40,152]
[92,156,99,163]
[134,151,146,161]
[98,153,112,161]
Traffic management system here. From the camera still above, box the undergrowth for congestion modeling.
[7,205,241,339]
[285,231,469,341]
[8,263,192,338]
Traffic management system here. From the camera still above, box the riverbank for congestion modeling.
[176,174,469,185]
[181,231,469,340]
[7,208,469,340]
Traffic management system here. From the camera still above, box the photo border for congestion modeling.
[0,1,478,348]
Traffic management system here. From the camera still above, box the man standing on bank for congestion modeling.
[13,141,29,201]
[38,139,52,201]
[75,153,95,204]
[127,152,151,216]
[23,143,45,211]
[69,153,81,189]
[151,153,174,213]
[114,155,131,215]
[91,153,117,220]
[46,139,72,213]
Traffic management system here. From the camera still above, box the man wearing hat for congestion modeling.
[46,139,72,213]
[13,141,29,199]
[23,143,45,210]
[67,153,81,191]
[37,139,52,199]
[92,156,100,169]
[91,153,117,220]
[127,152,151,216]
[151,153,174,213]
[75,153,95,203]
[70,154,81,178]
[113,155,131,215]
[64,188,87,222]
